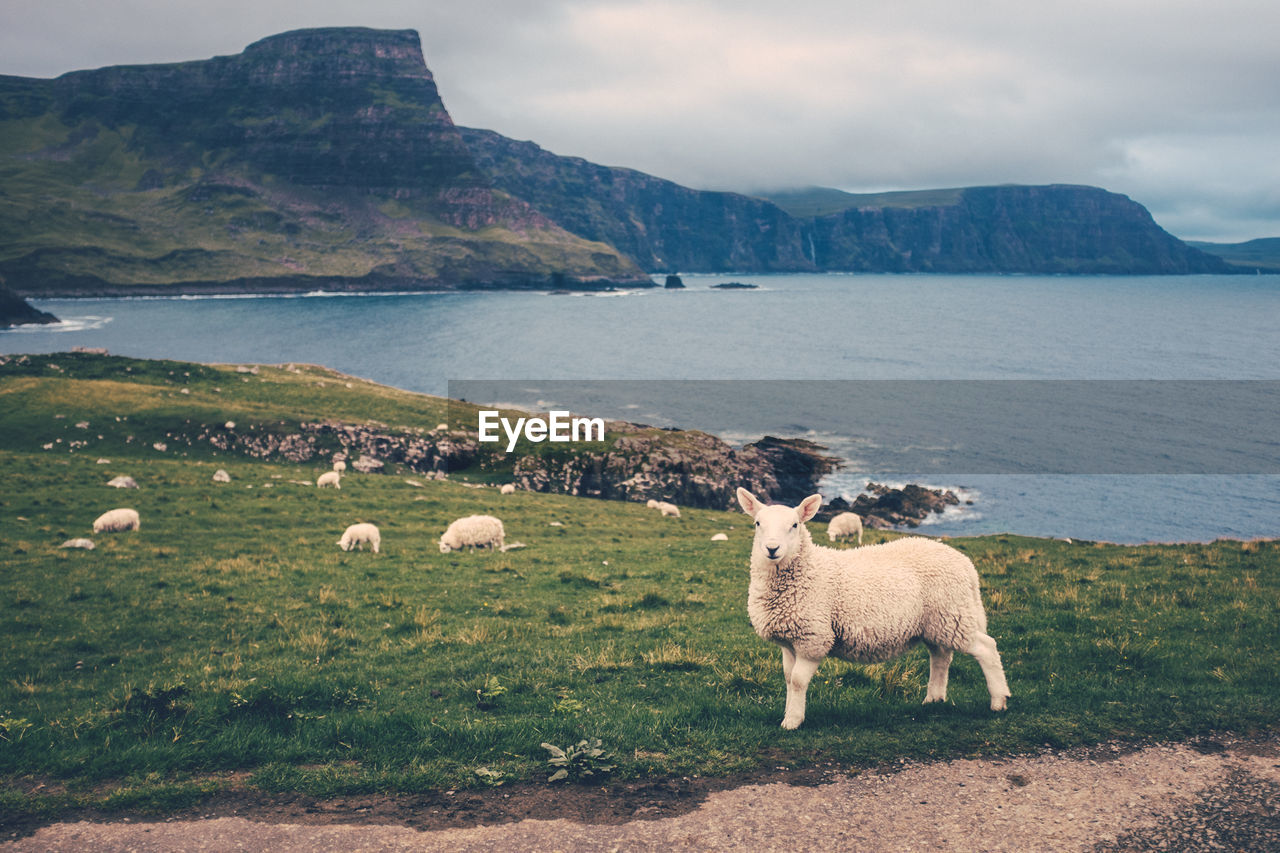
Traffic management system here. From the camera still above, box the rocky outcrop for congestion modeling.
[0,286,58,327]
[819,482,963,529]
[512,428,839,510]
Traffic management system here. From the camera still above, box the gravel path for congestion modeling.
[6,735,1278,852]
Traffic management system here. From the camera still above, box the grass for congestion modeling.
[1,355,1278,823]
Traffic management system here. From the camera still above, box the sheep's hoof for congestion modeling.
[922,694,946,705]
[780,716,803,730]
[990,695,1009,712]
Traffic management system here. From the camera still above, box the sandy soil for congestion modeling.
[4,733,1277,852]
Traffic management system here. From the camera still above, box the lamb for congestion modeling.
[826,511,864,545]
[212,469,231,483]
[337,522,380,553]
[317,471,341,489]
[736,487,1009,729]
[93,507,140,533]
[500,483,516,495]
[657,501,681,518]
[439,515,505,553]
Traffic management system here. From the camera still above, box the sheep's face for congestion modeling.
[737,487,822,564]
[438,540,453,554]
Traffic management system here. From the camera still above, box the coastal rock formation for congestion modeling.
[831,482,962,529]
[0,286,58,327]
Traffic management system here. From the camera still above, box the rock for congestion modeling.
[212,469,231,483]
[352,454,384,474]
[107,475,138,489]
[711,281,758,289]
[711,533,728,541]
[60,538,95,550]
[664,275,685,288]
[848,482,961,528]
[0,286,58,327]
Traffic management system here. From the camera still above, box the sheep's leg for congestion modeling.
[967,633,1010,711]
[781,654,822,730]
[923,641,953,704]
[779,644,796,685]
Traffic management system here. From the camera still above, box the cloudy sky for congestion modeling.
[3,0,1278,242]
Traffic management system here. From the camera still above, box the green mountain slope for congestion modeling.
[0,28,648,295]
[1188,238,1280,272]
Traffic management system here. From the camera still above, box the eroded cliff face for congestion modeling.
[461,128,1232,275]
[0,28,649,294]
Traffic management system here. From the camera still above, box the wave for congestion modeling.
[3,315,114,333]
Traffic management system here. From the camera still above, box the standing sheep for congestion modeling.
[500,483,516,495]
[439,515,505,553]
[317,471,341,489]
[736,488,1009,729]
[93,507,140,533]
[827,511,864,545]
[337,522,380,553]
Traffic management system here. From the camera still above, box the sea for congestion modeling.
[4,272,1278,544]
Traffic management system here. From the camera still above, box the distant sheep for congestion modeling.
[107,475,138,489]
[711,533,729,541]
[657,501,681,518]
[337,522,380,553]
[317,471,341,489]
[737,488,1009,729]
[93,508,140,533]
[212,469,231,483]
[645,499,660,509]
[500,483,516,495]
[439,515,505,553]
[827,511,864,546]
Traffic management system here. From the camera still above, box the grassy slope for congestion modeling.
[0,113,640,289]
[1188,238,1280,272]
[757,186,967,218]
[1,355,1277,821]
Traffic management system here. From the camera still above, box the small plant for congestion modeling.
[475,674,507,710]
[474,767,506,787]
[541,737,615,782]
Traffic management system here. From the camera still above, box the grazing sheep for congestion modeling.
[93,507,140,533]
[439,515,505,553]
[61,538,95,550]
[500,483,517,495]
[645,499,660,509]
[827,511,864,546]
[317,471,341,489]
[106,475,138,489]
[337,522,380,553]
[736,488,1009,729]
[711,533,729,541]
[212,469,231,483]
[657,501,681,518]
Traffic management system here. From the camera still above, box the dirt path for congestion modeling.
[5,734,1278,852]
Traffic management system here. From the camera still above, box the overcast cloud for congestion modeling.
[3,0,1278,242]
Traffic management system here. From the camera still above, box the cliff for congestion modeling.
[0,286,58,327]
[464,129,1232,275]
[0,28,649,295]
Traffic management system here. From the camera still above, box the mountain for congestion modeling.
[0,28,648,295]
[463,130,1232,275]
[0,27,1238,291]
[1188,238,1280,272]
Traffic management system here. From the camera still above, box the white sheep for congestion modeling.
[106,475,138,489]
[337,522,380,553]
[93,507,140,533]
[710,533,729,541]
[439,515,505,553]
[212,469,231,483]
[317,471,341,489]
[736,488,1009,730]
[827,511,864,545]
[500,483,516,495]
[645,499,660,509]
[657,501,681,518]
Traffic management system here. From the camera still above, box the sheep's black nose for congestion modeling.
[766,545,780,559]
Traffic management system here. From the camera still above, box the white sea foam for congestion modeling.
[4,315,113,333]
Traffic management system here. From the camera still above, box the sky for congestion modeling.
[3,0,1278,243]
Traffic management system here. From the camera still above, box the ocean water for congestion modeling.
[5,273,1279,543]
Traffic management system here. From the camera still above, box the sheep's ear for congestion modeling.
[736,487,762,517]
[796,494,823,523]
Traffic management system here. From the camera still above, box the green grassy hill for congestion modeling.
[1,354,1277,825]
